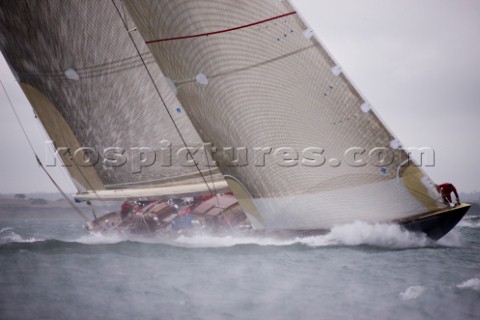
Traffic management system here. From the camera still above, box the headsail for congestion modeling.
[123,0,445,229]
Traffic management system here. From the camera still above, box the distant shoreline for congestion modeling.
[0,198,106,220]
[0,206,88,220]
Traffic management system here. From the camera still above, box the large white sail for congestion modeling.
[123,0,445,229]
[0,0,215,195]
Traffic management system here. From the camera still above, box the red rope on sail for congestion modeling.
[145,11,297,44]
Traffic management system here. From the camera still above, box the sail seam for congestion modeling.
[174,45,314,86]
[145,11,297,44]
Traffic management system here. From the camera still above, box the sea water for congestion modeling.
[1,210,479,320]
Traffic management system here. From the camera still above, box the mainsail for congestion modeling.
[0,0,217,197]
[0,0,446,231]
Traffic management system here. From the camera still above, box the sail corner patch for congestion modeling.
[196,73,209,85]
[303,28,314,39]
[360,102,370,113]
[165,77,177,95]
[64,68,79,81]
[390,139,401,150]
[331,65,342,76]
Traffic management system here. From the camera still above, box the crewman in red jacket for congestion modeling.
[120,201,133,220]
[435,183,460,205]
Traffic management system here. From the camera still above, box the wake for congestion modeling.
[0,227,40,244]
[71,221,446,249]
[457,215,480,228]
[1,221,464,249]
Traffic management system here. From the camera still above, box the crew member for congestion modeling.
[435,183,460,205]
[120,201,133,220]
[172,207,193,231]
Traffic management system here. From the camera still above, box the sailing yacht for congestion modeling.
[0,0,469,240]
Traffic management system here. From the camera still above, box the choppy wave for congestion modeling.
[0,227,40,244]
[74,233,128,245]
[305,221,431,248]
[436,229,463,247]
[399,286,426,301]
[2,220,464,250]
[458,216,480,228]
[74,221,436,249]
[457,278,480,291]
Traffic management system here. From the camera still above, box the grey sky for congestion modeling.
[293,0,480,193]
[0,0,479,194]
[0,57,76,194]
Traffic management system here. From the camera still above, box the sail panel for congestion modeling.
[20,83,104,191]
[0,0,208,193]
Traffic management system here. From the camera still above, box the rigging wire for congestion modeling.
[112,1,233,228]
[35,155,89,221]
[17,62,111,217]
[111,0,216,198]
[0,79,89,221]
[37,114,111,218]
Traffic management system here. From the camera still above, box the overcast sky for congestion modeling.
[0,0,479,194]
